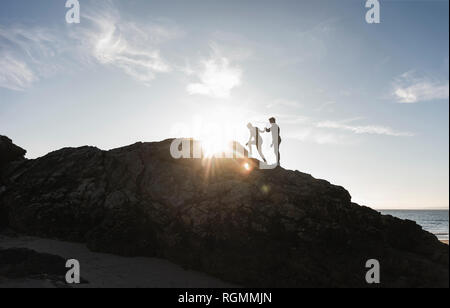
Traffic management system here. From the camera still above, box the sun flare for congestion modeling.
[190,107,249,159]
[201,138,232,158]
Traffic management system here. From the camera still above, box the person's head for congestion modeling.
[247,123,253,129]
[269,117,276,124]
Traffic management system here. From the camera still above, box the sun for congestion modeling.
[190,106,250,159]
[201,137,231,158]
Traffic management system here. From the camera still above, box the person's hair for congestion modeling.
[269,117,276,124]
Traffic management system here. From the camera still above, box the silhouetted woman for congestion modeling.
[246,123,267,163]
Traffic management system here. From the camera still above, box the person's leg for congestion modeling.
[257,146,267,163]
[274,142,280,166]
[256,136,267,162]
[248,140,255,156]
[278,142,281,166]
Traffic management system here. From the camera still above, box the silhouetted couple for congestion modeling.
[246,117,281,166]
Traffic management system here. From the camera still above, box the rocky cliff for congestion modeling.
[0,137,448,287]
[0,136,26,167]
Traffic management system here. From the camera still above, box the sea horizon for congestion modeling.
[379,209,449,241]
[375,208,449,211]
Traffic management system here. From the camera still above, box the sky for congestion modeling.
[0,0,448,209]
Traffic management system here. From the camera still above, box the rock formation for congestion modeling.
[0,136,26,167]
[0,137,448,287]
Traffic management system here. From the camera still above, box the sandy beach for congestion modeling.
[0,235,236,288]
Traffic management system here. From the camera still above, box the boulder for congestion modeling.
[0,138,447,287]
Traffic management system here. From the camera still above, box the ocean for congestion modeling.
[380,210,449,241]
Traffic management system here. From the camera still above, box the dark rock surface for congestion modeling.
[0,247,66,284]
[0,138,448,287]
[0,246,88,287]
[0,136,26,168]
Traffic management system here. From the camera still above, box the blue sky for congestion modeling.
[0,0,448,209]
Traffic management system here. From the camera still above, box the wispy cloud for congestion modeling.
[254,113,350,145]
[186,45,242,99]
[393,71,449,103]
[0,25,60,60]
[287,128,351,145]
[317,120,414,137]
[315,101,336,112]
[78,3,179,85]
[0,54,36,91]
[0,25,60,91]
[0,1,181,91]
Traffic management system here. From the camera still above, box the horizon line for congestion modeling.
[375,208,449,211]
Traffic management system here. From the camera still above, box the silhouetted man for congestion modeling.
[266,117,281,166]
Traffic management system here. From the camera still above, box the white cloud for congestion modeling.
[258,114,349,145]
[288,128,350,145]
[0,54,36,91]
[0,1,180,91]
[315,101,336,112]
[393,71,449,103]
[317,121,414,137]
[186,47,242,99]
[0,25,60,60]
[247,112,411,145]
[0,25,60,91]
[79,7,178,85]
